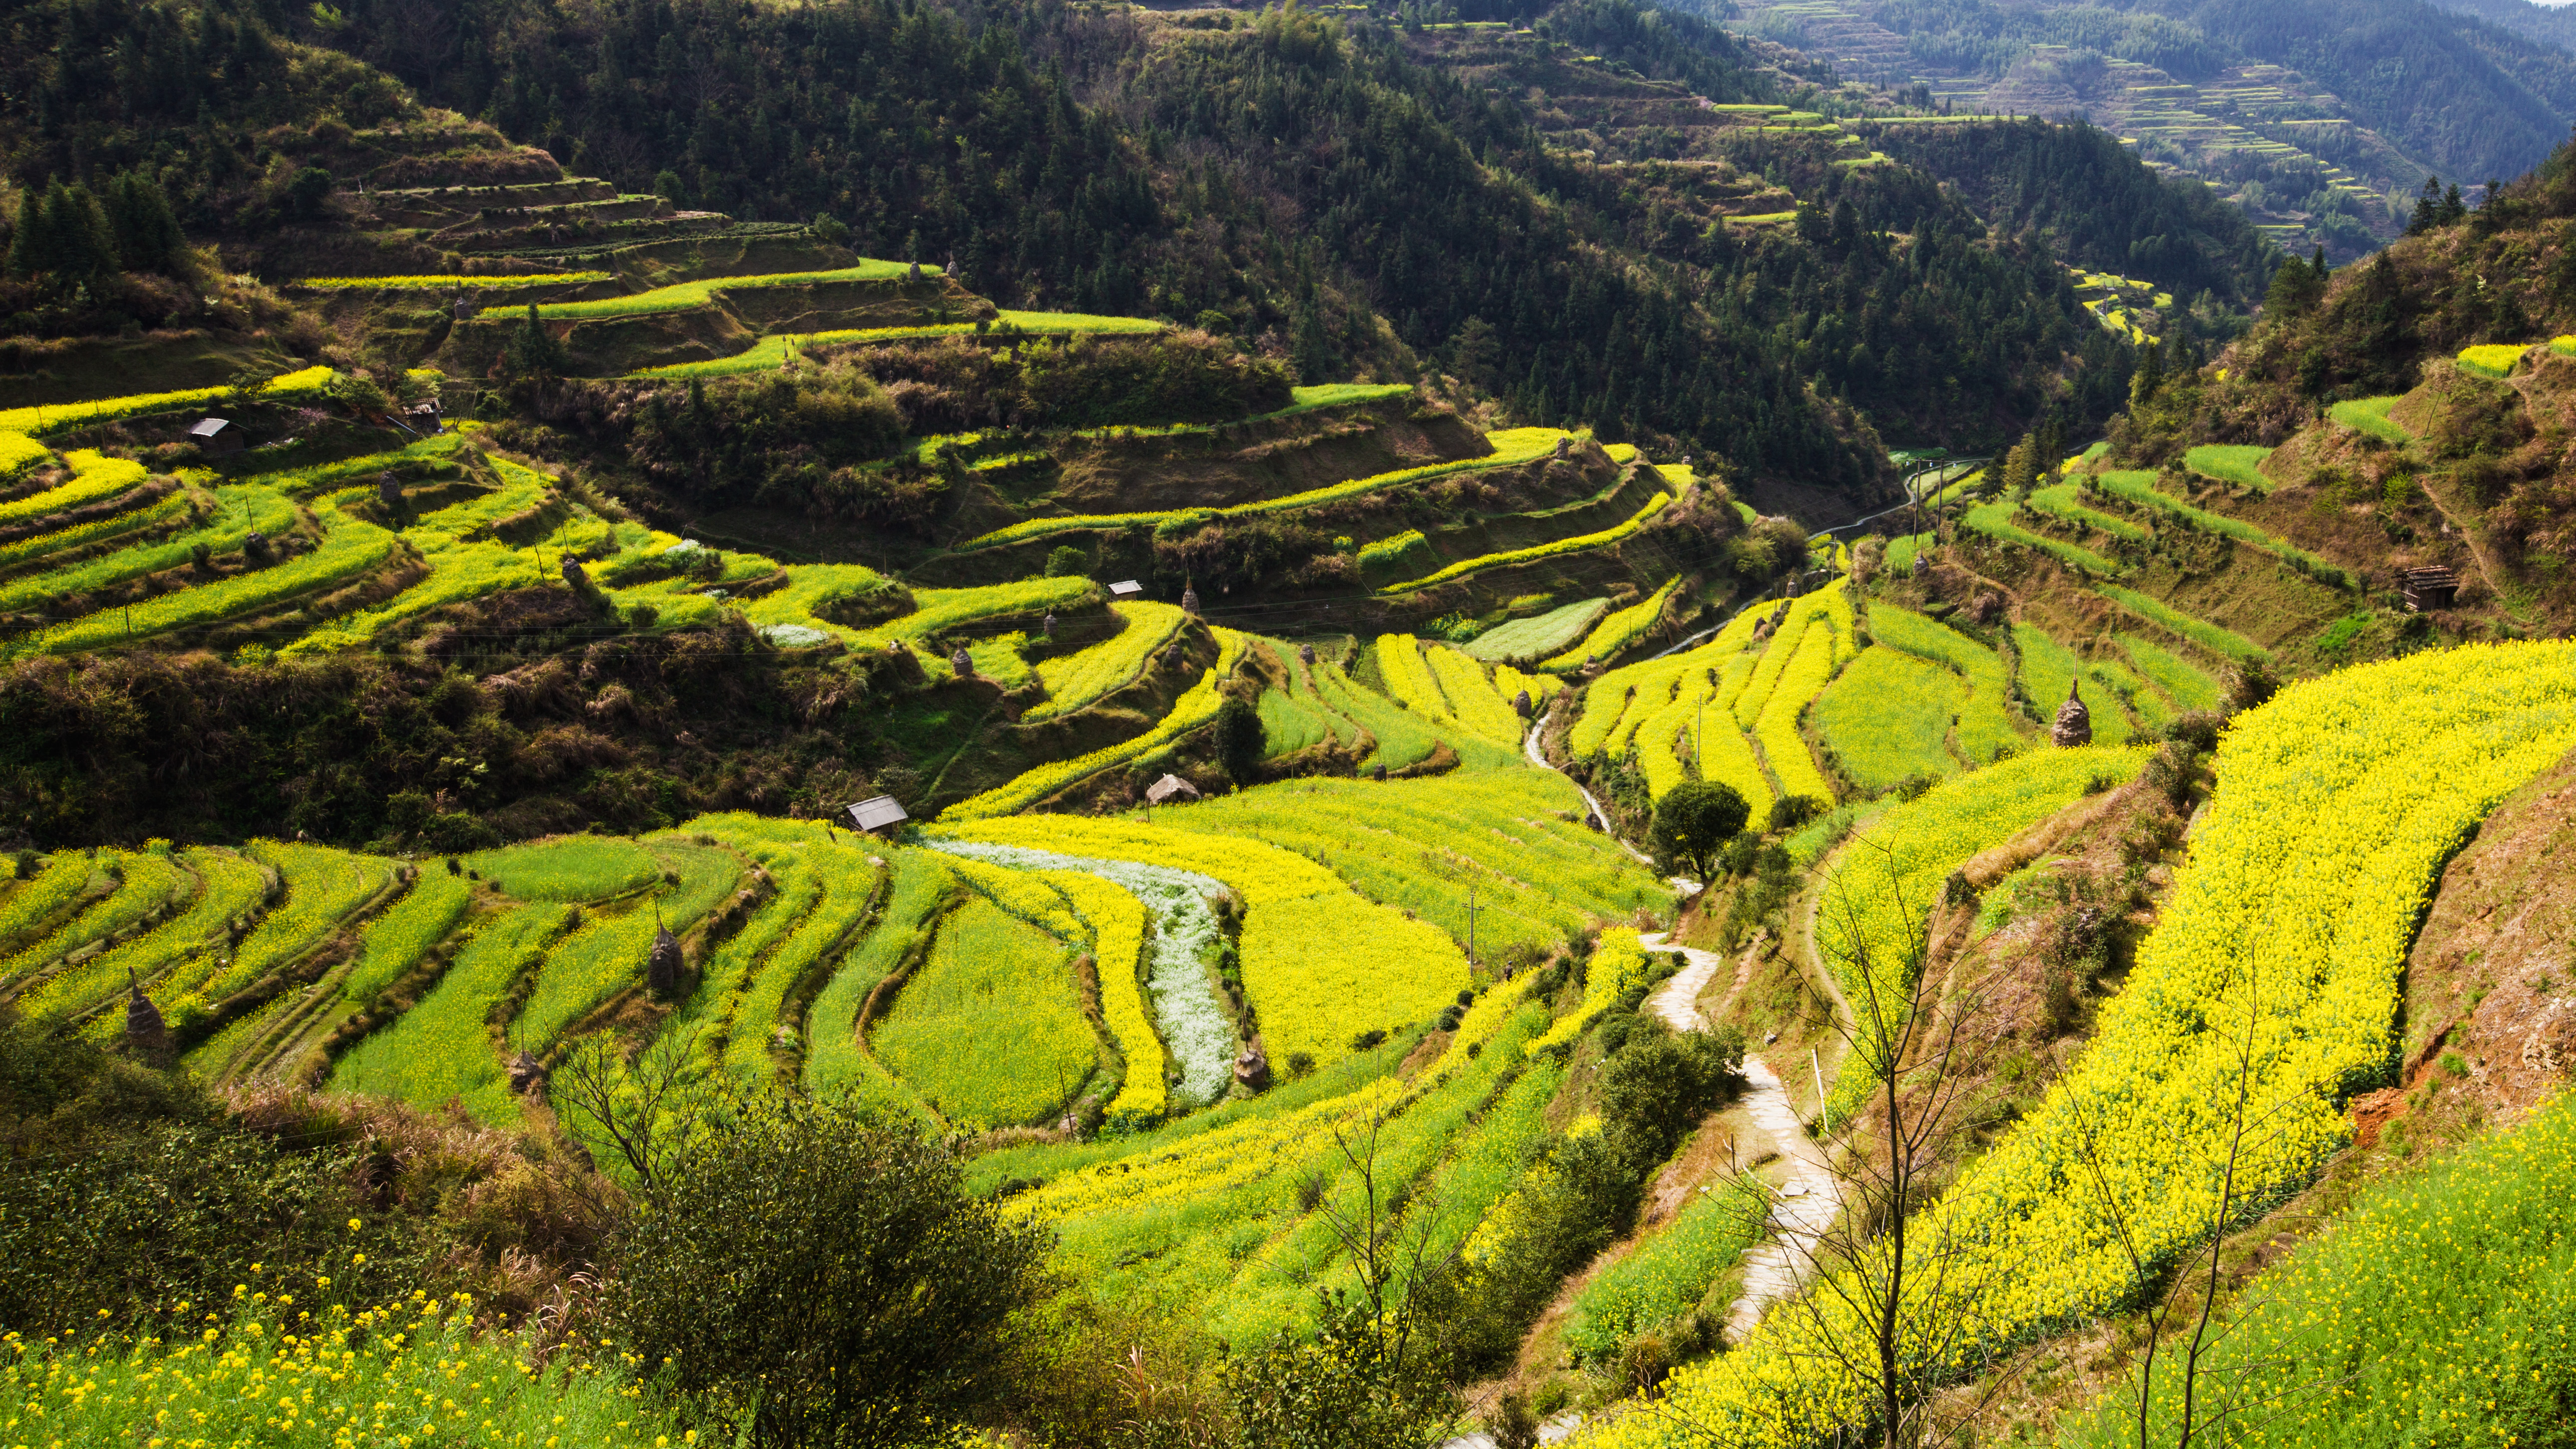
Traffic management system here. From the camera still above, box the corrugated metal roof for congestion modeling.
[847,795,909,831]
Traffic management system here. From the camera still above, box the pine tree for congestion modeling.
[504,304,569,379]
[2129,339,2164,407]
[103,171,183,275]
[1291,297,1337,384]
[2000,431,2039,496]
[6,180,115,283]
[2409,177,2442,236]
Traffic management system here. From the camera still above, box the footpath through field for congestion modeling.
[1524,723,1654,868]
[1639,934,1842,1343]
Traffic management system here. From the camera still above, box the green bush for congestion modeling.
[1597,1017,1745,1163]
[0,1012,434,1337]
[607,1095,1053,1449]
[1020,331,1294,427]
[1216,695,1266,781]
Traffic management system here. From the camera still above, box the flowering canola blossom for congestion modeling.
[0,1289,689,1449]
[2062,1090,2576,1446]
[1582,641,2576,1449]
[938,818,1468,1071]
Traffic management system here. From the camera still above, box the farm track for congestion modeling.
[2411,466,2519,622]
[1524,723,1653,868]
[1640,934,1842,1344]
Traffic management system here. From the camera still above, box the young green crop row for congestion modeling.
[289,270,614,289]
[1467,597,1611,664]
[2094,582,2266,662]
[1565,1180,1764,1361]
[2011,626,2135,746]
[0,365,335,439]
[1140,766,1661,963]
[2091,469,2345,586]
[629,310,1165,379]
[1376,490,1673,595]
[1610,641,2576,1448]
[329,903,568,1123]
[1542,576,1682,673]
[2329,394,2412,445]
[0,383,1241,716]
[1811,644,1963,791]
[2179,444,2276,494]
[975,965,1549,1343]
[944,660,1237,821]
[1868,605,2026,762]
[1960,497,2124,575]
[523,261,920,320]
[950,427,1571,553]
[0,487,196,574]
[0,449,150,528]
[514,841,739,1050]
[1023,603,1186,722]
[23,505,401,657]
[935,839,1238,1110]
[3,848,203,1016]
[0,483,300,615]
[874,894,1093,1132]
[2024,483,2149,542]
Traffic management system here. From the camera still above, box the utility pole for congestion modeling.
[1813,1045,1829,1129]
[1467,885,1478,970]
[1696,694,1704,777]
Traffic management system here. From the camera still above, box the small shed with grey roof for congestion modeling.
[847,795,910,833]
[1144,773,1201,805]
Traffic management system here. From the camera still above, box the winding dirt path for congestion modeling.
[1527,723,1656,868]
[2413,468,2516,614]
[1639,933,1843,1343]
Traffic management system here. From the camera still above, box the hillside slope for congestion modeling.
[1731,0,2576,259]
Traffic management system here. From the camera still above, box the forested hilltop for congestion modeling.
[0,0,2284,508]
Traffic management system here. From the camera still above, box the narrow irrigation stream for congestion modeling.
[924,840,1238,1106]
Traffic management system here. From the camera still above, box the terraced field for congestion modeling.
[13,223,2511,1449]
[1613,641,2576,1447]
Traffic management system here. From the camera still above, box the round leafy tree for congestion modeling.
[1649,779,1750,883]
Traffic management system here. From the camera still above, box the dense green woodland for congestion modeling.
[1871,116,2277,306]
[0,0,2244,488]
